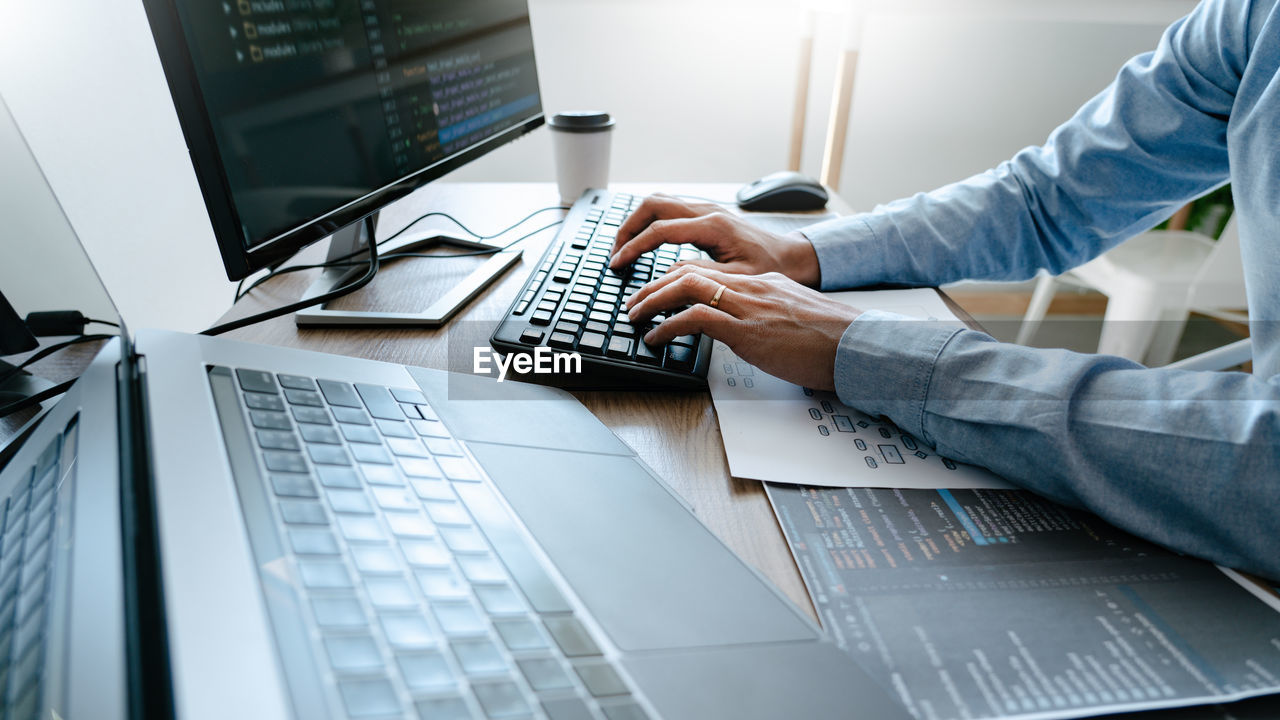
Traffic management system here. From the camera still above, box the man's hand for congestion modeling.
[609,193,822,287]
[625,265,861,391]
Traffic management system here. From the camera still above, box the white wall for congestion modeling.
[0,0,1199,332]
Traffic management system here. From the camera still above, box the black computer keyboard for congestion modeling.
[490,190,714,388]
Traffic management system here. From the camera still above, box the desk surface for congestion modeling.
[217,182,977,621]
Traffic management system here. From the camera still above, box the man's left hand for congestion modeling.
[625,265,862,391]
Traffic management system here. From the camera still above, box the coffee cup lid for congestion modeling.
[548,111,615,133]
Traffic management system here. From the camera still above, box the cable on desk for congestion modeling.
[202,235,381,337]
[0,378,76,421]
[0,334,116,388]
[380,219,563,262]
[234,206,569,303]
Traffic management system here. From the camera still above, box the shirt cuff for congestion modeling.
[832,310,963,444]
[794,214,884,291]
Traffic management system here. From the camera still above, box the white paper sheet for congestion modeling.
[708,288,1013,489]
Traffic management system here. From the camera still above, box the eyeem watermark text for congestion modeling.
[473,347,582,382]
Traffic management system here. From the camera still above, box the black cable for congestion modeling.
[202,233,380,337]
[234,206,569,303]
[380,219,563,262]
[0,334,115,388]
[0,378,75,420]
[87,318,120,328]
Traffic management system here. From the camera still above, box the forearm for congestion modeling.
[803,0,1241,291]
[834,313,1280,580]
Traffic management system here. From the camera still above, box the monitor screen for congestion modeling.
[144,0,544,279]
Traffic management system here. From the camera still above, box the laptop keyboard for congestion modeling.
[492,191,714,387]
[211,366,649,720]
[0,422,72,720]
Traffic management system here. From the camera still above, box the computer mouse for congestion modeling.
[736,171,829,212]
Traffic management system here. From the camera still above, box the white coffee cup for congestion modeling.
[548,111,615,204]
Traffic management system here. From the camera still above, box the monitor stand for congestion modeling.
[294,213,522,327]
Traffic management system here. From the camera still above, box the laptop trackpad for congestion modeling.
[466,442,816,651]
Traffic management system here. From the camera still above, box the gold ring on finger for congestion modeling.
[708,283,726,309]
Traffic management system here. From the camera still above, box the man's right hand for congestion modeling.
[608,193,822,287]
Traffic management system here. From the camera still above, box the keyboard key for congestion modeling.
[670,334,697,347]
[553,321,580,336]
[297,561,352,589]
[263,451,307,473]
[366,577,416,609]
[411,478,455,501]
[458,554,505,584]
[432,601,486,636]
[493,618,548,651]
[332,407,371,425]
[338,678,399,718]
[401,538,451,567]
[291,406,331,425]
[316,466,362,488]
[312,596,365,628]
[606,337,633,358]
[290,527,340,556]
[235,368,278,394]
[352,546,399,574]
[601,702,649,720]
[351,444,392,465]
[414,695,472,720]
[317,379,362,407]
[519,658,574,692]
[634,343,661,365]
[577,332,607,354]
[243,392,284,411]
[530,310,553,325]
[563,301,588,315]
[325,635,382,672]
[399,456,442,479]
[543,616,602,657]
[256,430,299,451]
[279,500,327,525]
[441,527,487,553]
[386,437,429,457]
[425,501,471,526]
[340,424,381,444]
[398,650,455,692]
[337,516,386,543]
[548,332,575,350]
[381,613,436,648]
[542,697,595,720]
[411,418,450,438]
[354,384,404,421]
[308,444,351,466]
[399,401,422,419]
[276,374,315,391]
[391,387,429,405]
[284,389,324,407]
[475,585,525,616]
[416,569,468,600]
[250,411,293,431]
[271,474,318,498]
[664,344,695,371]
[299,424,341,444]
[520,329,544,345]
[361,464,402,486]
[574,661,629,697]
[387,514,433,537]
[453,638,507,677]
[472,681,531,718]
[371,486,417,511]
[376,419,414,438]
[327,489,373,514]
[588,311,612,324]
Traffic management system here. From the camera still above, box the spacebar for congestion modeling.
[455,483,572,614]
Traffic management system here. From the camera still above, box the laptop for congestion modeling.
[0,98,908,719]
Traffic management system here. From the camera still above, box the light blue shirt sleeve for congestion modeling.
[809,0,1280,581]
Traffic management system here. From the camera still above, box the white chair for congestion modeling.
[1015,215,1248,367]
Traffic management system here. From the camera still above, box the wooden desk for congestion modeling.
[217,182,975,621]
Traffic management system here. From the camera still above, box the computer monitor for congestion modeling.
[141,0,544,325]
